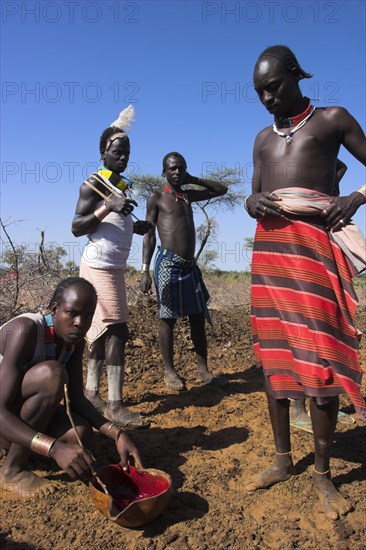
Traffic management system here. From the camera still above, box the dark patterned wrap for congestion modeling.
[154,246,211,323]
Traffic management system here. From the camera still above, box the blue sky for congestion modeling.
[1,0,365,271]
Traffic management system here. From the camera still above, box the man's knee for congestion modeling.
[23,360,67,398]
[58,421,93,447]
[160,318,176,330]
[189,313,204,323]
[89,334,107,357]
[107,323,129,343]
[189,314,206,334]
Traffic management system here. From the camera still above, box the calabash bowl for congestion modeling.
[89,464,172,528]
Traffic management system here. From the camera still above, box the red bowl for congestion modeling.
[89,464,172,528]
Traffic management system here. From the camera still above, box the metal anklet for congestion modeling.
[275,450,292,455]
[313,466,330,475]
[106,421,117,438]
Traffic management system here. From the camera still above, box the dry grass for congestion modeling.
[1,269,365,324]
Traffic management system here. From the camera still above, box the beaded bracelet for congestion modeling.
[30,432,57,457]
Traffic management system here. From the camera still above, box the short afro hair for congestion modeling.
[162,152,187,172]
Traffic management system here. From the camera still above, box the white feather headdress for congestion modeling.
[110,105,135,132]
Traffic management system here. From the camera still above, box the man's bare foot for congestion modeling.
[0,468,62,499]
[312,470,352,520]
[246,462,296,492]
[104,401,149,429]
[84,389,107,413]
[164,370,185,391]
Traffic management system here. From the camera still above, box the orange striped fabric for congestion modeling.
[275,188,366,275]
[251,215,365,417]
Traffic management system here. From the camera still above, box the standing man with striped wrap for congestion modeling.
[244,45,366,520]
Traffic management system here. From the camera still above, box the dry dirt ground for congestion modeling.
[1,279,365,550]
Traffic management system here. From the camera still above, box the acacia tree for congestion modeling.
[244,237,254,250]
[131,167,246,267]
[131,175,162,201]
[0,220,77,323]
[195,217,219,268]
[192,167,246,264]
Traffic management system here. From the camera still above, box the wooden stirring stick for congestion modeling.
[63,384,110,496]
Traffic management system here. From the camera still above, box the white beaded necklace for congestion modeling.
[272,106,316,144]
